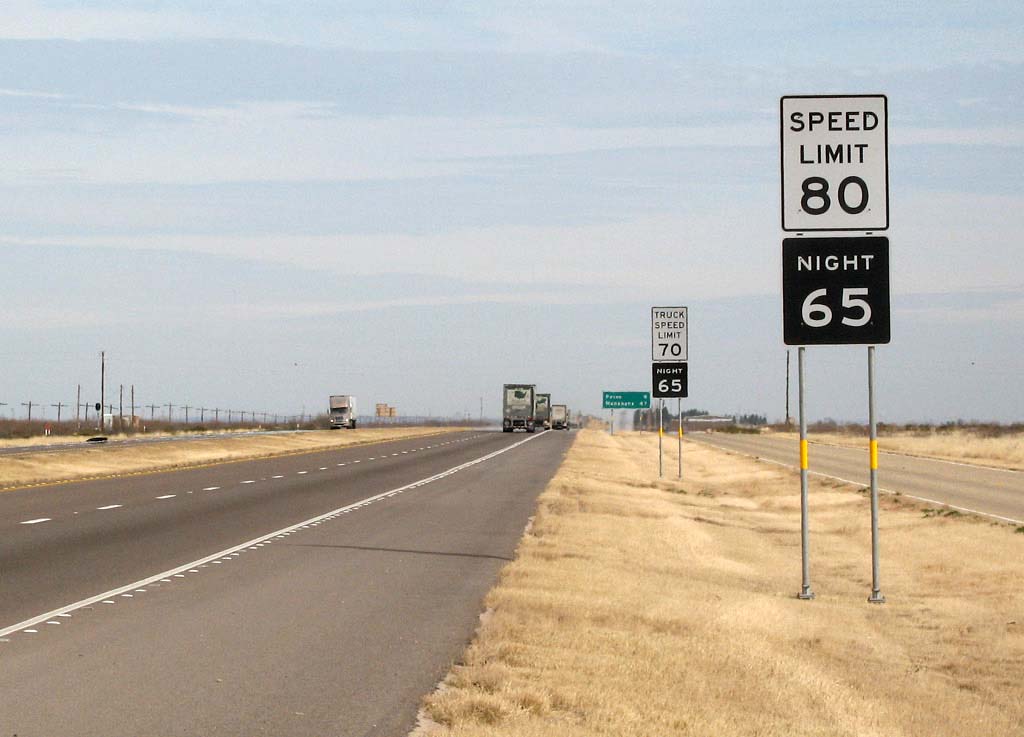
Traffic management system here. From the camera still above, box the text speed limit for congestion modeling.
[652,362,688,398]
[782,237,890,346]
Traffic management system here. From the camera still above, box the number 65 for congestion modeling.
[802,288,871,327]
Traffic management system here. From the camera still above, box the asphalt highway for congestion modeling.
[0,428,573,736]
[689,432,1023,524]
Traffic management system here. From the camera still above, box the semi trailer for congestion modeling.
[534,393,552,429]
[502,384,536,433]
[551,404,569,430]
[328,395,357,429]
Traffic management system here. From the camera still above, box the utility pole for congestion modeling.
[130,385,135,430]
[99,351,105,432]
[166,403,174,423]
[21,401,34,421]
[226,410,232,423]
[81,402,91,425]
[51,402,67,422]
[479,397,483,422]
[183,405,191,424]
[213,408,220,422]
[119,384,124,433]
[147,403,159,421]
[76,384,82,429]
[199,407,206,423]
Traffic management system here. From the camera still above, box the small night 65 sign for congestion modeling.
[781,95,888,232]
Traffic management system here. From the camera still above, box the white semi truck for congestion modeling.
[502,384,536,433]
[551,404,569,430]
[328,395,357,429]
[534,393,552,429]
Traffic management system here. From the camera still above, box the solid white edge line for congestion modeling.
[0,430,549,638]
[696,438,1024,526]
[20,518,51,525]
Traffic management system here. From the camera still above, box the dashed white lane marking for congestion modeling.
[21,518,51,525]
[297,471,308,475]
[0,431,548,639]
[241,480,255,484]
[272,475,284,479]
[368,457,376,460]
[96,504,122,511]
[353,460,361,463]
[202,487,220,491]
[155,494,176,500]
[318,467,327,471]
[337,463,346,466]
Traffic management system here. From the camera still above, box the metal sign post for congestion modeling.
[798,346,814,600]
[867,346,885,603]
[658,399,664,478]
[677,398,683,479]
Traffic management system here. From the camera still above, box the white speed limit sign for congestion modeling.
[781,95,888,232]
[652,306,687,361]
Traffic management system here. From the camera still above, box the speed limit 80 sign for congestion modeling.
[781,95,888,232]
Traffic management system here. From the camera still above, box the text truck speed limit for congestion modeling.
[652,306,687,361]
[782,236,890,345]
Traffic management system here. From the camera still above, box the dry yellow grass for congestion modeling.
[773,429,1024,471]
[421,429,1024,736]
[0,427,464,490]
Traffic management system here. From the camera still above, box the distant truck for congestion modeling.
[551,404,569,430]
[328,395,357,429]
[534,393,552,429]
[502,384,536,433]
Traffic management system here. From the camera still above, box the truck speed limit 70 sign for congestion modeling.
[652,306,687,361]
[781,95,888,232]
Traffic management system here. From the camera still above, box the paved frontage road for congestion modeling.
[689,432,1022,524]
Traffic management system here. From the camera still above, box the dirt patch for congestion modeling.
[419,429,1024,736]
[0,427,465,490]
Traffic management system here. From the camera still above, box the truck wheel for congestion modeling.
[350,420,357,430]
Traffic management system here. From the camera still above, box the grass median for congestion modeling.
[0,427,465,491]
[420,428,1023,736]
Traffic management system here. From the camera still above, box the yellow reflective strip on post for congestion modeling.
[659,426,664,438]
[800,439,808,470]
[678,424,683,437]
[870,440,879,470]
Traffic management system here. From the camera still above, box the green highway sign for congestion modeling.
[602,391,650,409]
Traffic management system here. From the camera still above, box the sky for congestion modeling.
[1,1,1022,423]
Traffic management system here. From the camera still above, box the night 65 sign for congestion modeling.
[652,363,688,398]
[782,236,890,345]
[781,95,888,232]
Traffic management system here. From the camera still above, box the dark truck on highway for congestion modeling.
[502,384,536,433]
